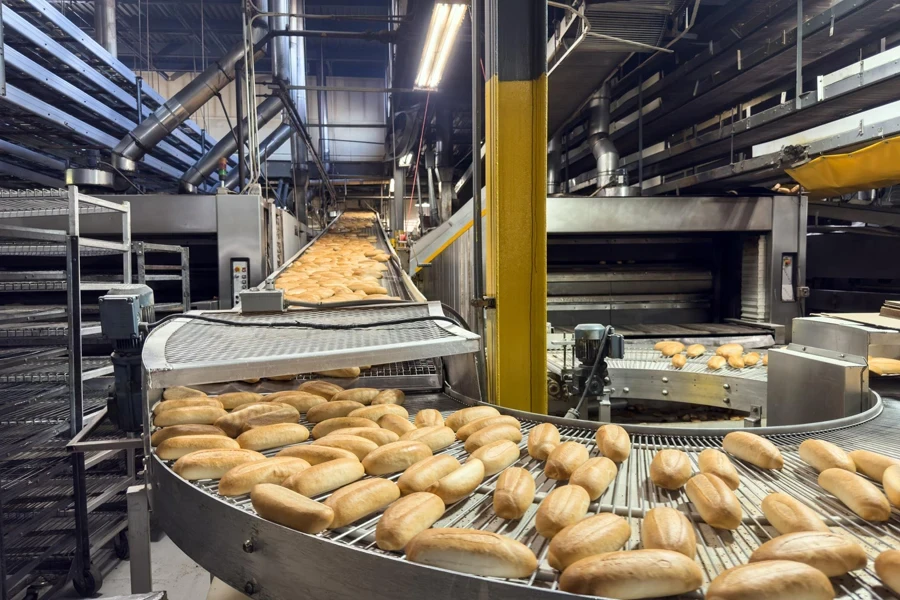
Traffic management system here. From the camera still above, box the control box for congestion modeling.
[231,258,250,307]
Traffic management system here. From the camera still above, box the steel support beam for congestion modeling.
[484,0,547,413]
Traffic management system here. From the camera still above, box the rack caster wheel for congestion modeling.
[72,565,103,597]
[114,530,130,560]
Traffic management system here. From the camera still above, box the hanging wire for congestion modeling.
[405,91,431,231]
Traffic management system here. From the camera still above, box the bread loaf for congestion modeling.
[744,352,761,366]
[559,550,704,598]
[493,467,536,520]
[157,435,239,459]
[799,439,855,473]
[282,457,365,497]
[705,560,834,600]
[251,483,334,534]
[750,531,866,576]
[727,354,745,369]
[414,408,444,428]
[708,356,727,370]
[332,388,380,405]
[672,354,687,368]
[153,397,223,415]
[230,401,273,413]
[653,341,673,350]
[275,444,358,465]
[150,424,225,447]
[763,353,769,366]
[311,416,379,439]
[154,406,227,427]
[265,391,326,413]
[847,449,900,482]
[641,507,696,558]
[215,391,263,410]
[398,454,461,495]
[311,434,378,460]
[570,457,617,500]
[163,386,207,400]
[218,456,310,496]
[723,431,784,469]
[315,367,361,378]
[464,424,523,453]
[761,492,829,535]
[686,344,706,358]
[400,425,456,452]
[685,473,742,529]
[379,413,417,436]
[267,374,296,381]
[361,440,432,475]
[349,404,409,423]
[427,458,484,504]
[297,380,344,399]
[326,427,398,446]
[306,399,367,423]
[535,485,591,539]
[883,464,900,506]
[239,406,301,431]
[214,404,286,437]
[456,415,521,442]
[650,449,692,490]
[235,423,309,451]
[172,449,266,480]
[323,478,400,528]
[595,424,631,463]
[548,514,630,571]
[716,343,744,357]
[818,468,891,521]
[371,389,405,405]
[406,528,537,578]
[262,390,307,401]
[875,550,900,595]
[699,448,740,490]
[375,492,445,551]
[470,440,520,476]
[528,422,561,461]
[545,442,590,481]
[658,341,685,357]
[445,405,501,431]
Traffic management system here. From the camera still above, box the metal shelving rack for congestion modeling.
[133,241,191,313]
[0,186,135,600]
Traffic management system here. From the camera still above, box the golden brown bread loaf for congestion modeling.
[371,389,405,405]
[375,492,445,551]
[723,431,784,469]
[705,560,834,600]
[427,459,484,504]
[332,388,381,405]
[172,449,266,480]
[595,424,631,463]
[749,531,866,576]
[239,406,301,431]
[265,391,326,413]
[545,442,590,480]
[281,457,365,497]
[315,367,361,378]
[324,478,400,528]
[699,448,740,490]
[215,391,263,410]
[157,435,239,459]
[708,356,727,370]
[799,439,855,473]
[570,456,617,500]
[154,406,228,427]
[235,423,309,451]
[763,353,769,366]
[716,343,744,357]
[456,415,521,441]
[379,414,417,436]
[361,440,432,476]
[251,483,334,534]
[535,485,591,539]
[671,354,687,368]
[325,427,398,446]
[548,513,630,571]
[305,400,365,423]
[650,449,692,490]
[214,404,286,437]
[727,354,745,369]
[311,434,378,460]
[275,444,358,464]
[445,405,501,431]
[658,341,685,357]
[400,425,456,452]
[743,351,761,366]
[469,439,520,476]
[883,464,900,506]
[685,473,742,530]
[464,424,523,452]
[875,550,900,594]
[641,507,696,558]
[492,467,535,520]
[559,550,704,598]
[818,468,891,521]
[686,343,706,358]
[398,454,461,495]
[761,492,829,535]
[163,386,207,400]
[150,424,226,447]
[217,457,310,496]
[847,449,900,482]
[527,422,561,461]
[297,380,344,399]
[310,416,379,439]
[153,397,223,415]
[406,528,537,578]
[414,408,444,428]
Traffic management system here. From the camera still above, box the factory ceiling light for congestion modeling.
[415,3,467,90]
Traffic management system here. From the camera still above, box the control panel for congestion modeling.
[231,258,250,307]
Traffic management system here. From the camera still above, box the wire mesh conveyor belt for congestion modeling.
[151,393,900,600]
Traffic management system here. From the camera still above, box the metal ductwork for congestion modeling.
[435,106,454,223]
[547,134,562,195]
[289,0,310,221]
[224,124,293,189]
[94,0,117,57]
[110,13,268,172]
[180,96,284,192]
[588,83,620,190]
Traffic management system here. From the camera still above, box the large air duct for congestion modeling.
[111,12,268,171]
[180,96,284,192]
[289,0,309,221]
[588,83,619,190]
[224,123,293,189]
[547,133,562,195]
[94,0,117,57]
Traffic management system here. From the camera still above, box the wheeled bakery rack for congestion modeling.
[133,241,191,314]
[0,186,136,599]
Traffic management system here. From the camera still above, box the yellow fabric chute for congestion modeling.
[786,135,900,198]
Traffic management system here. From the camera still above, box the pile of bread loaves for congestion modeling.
[152,384,900,599]
[271,211,402,304]
[655,340,768,371]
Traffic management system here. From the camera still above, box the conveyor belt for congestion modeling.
[151,393,900,600]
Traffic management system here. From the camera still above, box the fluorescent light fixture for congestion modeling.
[415,3,467,90]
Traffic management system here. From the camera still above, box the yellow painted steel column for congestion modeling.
[483,0,547,414]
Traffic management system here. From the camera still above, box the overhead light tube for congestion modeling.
[415,3,467,90]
